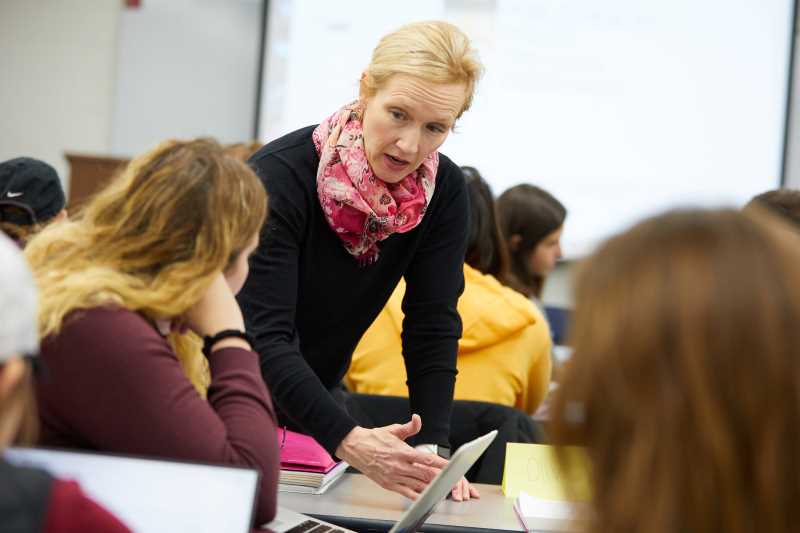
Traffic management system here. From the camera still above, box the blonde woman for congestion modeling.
[239,21,487,499]
[551,208,800,533]
[25,139,279,526]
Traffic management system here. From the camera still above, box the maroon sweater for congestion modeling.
[35,307,280,527]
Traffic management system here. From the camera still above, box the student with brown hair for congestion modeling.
[25,138,280,526]
[0,232,130,532]
[496,184,566,301]
[550,208,800,533]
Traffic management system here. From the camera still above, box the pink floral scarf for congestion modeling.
[312,101,438,265]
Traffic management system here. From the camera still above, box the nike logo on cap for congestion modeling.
[6,191,23,198]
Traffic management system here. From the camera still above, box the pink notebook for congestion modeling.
[278,428,338,473]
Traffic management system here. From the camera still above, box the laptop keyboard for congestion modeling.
[284,519,347,533]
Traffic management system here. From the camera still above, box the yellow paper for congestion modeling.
[501,443,591,501]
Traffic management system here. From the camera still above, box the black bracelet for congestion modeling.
[201,329,253,358]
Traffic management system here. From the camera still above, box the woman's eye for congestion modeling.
[391,110,405,120]
[427,124,445,134]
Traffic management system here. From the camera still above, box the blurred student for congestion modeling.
[496,184,566,305]
[745,188,800,229]
[0,157,67,246]
[0,232,130,532]
[25,139,280,526]
[551,208,800,533]
[348,166,552,414]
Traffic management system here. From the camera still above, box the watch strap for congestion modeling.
[201,329,253,357]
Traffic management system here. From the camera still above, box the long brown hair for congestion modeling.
[550,208,800,533]
[461,166,515,287]
[496,184,566,298]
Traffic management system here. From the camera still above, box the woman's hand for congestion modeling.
[450,477,480,501]
[183,273,249,351]
[414,445,479,501]
[335,414,448,500]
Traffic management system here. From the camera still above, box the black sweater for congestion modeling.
[239,126,468,454]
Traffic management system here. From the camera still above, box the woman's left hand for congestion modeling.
[450,477,480,501]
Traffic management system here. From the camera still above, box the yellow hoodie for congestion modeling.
[347,264,552,413]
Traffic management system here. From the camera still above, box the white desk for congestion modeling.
[278,473,525,532]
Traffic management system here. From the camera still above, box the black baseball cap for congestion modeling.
[0,157,66,225]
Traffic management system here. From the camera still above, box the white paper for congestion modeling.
[518,491,582,521]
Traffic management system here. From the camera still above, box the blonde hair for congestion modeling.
[551,208,800,533]
[360,20,483,119]
[25,138,267,395]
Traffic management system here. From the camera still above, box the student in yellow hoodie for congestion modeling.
[347,167,552,414]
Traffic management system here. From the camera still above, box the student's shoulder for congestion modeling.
[60,306,154,337]
[51,306,164,360]
[41,307,176,379]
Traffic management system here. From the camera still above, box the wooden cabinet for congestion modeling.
[65,153,130,210]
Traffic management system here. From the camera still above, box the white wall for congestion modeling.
[110,0,261,157]
[541,261,573,308]
[260,0,794,258]
[0,0,120,193]
[1,1,799,291]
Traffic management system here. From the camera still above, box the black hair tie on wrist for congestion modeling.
[202,329,253,358]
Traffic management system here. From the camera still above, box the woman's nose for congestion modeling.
[395,127,420,156]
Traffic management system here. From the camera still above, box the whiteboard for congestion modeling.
[258,0,795,256]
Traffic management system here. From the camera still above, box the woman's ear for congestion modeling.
[0,357,26,403]
[508,234,522,252]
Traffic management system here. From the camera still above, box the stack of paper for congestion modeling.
[278,428,348,495]
[502,443,592,532]
[514,491,588,532]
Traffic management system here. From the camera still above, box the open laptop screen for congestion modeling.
[5,447,259,533]
[389,429,498,533]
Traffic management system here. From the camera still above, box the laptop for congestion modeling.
[6,429,497,533]
[4,447,259,533]
[264,429,498,533]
